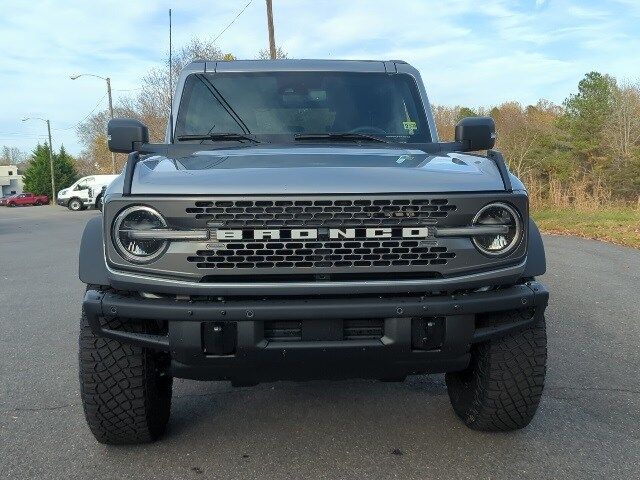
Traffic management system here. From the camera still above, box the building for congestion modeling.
[0,165,24,197]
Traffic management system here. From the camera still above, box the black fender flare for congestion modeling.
[523,218,546,278]
[79,216,109,286]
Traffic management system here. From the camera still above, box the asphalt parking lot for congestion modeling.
[1,205,638,479]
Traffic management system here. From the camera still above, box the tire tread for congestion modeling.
[79,309,172,444]
[446,313,547,431]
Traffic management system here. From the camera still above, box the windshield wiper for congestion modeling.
[294,132,389,143]
[197,74,251,134]
[177,133,261,143]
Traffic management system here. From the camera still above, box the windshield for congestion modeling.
[174,72,431,143]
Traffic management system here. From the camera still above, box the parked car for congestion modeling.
[57,175,118,211]
[79,59,549,444]
[0,192,49,207]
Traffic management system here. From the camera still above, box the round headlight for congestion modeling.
[472,203,522,256]
[112,205,168,263]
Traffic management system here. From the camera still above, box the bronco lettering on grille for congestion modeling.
[215,227,429,241]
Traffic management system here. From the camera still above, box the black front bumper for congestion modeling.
[57,198,68,207]
[83,282,548,383]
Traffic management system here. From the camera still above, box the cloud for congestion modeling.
[0,0,637,155]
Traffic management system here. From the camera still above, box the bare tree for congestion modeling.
[76,38,233,172]
[432,105,461,141]
[432,105,487,141]
[603,82,640,166]
[0,146,28,168]
[122,38,229,142]
[491,100,563,179]
[257,46,288,59]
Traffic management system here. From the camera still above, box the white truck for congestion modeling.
[57,175,118,211]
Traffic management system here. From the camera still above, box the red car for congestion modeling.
[0,192,49,207]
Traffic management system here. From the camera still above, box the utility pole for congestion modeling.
[266,0,276,59]
[70,73,117,173]
[46,119,56,205]
[22,117,56,205]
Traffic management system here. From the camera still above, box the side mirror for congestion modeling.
[455,116,496,151]
[107,118,149,153]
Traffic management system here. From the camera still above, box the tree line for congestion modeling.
[434,72,640,207]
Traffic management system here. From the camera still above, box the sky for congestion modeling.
[0,0,638,156]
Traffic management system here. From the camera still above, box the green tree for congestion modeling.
[562,71,616,169]
[23,143,78,197]
[456,107,477,122]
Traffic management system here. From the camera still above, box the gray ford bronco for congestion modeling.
[78,59,548,444]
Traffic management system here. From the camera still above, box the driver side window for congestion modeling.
[74,178,92,191]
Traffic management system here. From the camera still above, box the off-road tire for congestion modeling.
[68,198,83,211]
[445,314,547,431]
[79,308,172,444]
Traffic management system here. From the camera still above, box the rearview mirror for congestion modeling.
[455,116,496,151]
[107,118,149,153]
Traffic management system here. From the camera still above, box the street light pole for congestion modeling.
[22,117,56,206]
[70,73,116,173]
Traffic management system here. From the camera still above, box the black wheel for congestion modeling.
[95,195,104,212]
[446,313,547,431]
[79,307,172,444]
[68,198,83,211]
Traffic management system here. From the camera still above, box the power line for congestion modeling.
[53,92,108,131]
[212,0,253,44]
[0,135,46,140]
[0,132,48,137]
[10,89,111,144]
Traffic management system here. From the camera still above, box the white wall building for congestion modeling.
[0,165,24,197]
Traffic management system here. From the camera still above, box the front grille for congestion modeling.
[343,319,384,340]
[187,240,455,270]
[264,319,384,342]
[186,198,457,228]
[106,193,530,280]
[264,321,302,342]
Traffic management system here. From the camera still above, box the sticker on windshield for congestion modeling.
[403,121,417,134]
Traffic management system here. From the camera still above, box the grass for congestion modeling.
[532,207,640,249]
